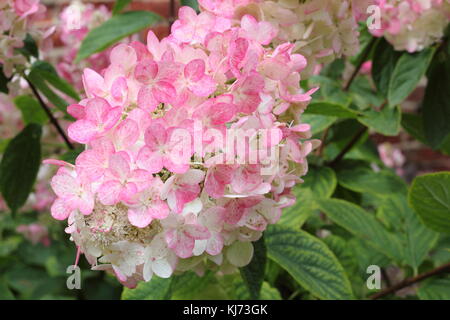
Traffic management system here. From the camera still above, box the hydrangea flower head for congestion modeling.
[47,4,321,287]
[369,0,450,52]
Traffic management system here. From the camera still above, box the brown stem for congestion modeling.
[370,262,450,300]
[327,127,367,167]
[168,0,176,31]
[344,37,377,92]
[316,127,329,157]
[24,76,74,150]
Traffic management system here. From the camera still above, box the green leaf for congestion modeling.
[77,11,162,62]
[402,113,450,155]
[309,75,351,106]
[388,48,435,106]
[121,277,172,300]
[279,167,336,227]
[234,279,281,300]
[378,196,439,269]
[170,272,220,300]
[265,225,354,300]
[304,102,358,118]
[357,105,401,136]
[336,165,407,197]
[0,124,42,213]
[60,148,84,164]
[302,166,337,199]
[240,236,266,299]
[372,38,401,97]
[15,34,38,59]
[301,114,337,135]
[113,0,132,15]
[0,236,22,257]
[13,95,48,125]
[422,49,450,148]
[418,277,450,300]
[402,112,427,144]
[409,172,450,233]
[31,61,80,101]
[181,0,199,11]
[317,198,403,261]
[278,188,315,227]
[349,77,385,110]
[0,277,15,300]
[27,67,73,119]
[0,65,9,94]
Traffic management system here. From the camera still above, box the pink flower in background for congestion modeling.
[16,223,51,246]
[14,0,42,19]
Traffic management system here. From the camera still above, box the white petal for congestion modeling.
[226,241,254,267]
[152,259,173,278]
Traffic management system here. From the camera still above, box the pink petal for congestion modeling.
[98,180,123,205]
[51,198,72,220]
[136,146,164,174]
[68,120,97,144]
[82,68,105,98]
[184,59,205,82]
[137,86,158,113]
[128,206,153,228]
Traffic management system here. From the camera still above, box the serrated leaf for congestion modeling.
[378,196,439,269]
[77,11,162,62]
[234,279,281,300]
[357,105,401,136]
[336,165,407,197]
[265,225,353,300]
[418,277,450,300]
[409,172,450,233]
[302,166,337,199]
[240,236,266,299]
[121,277,172,300]
[304,102,358,118]
[0,124,42,213]
[278,189,315,227]
[388,48,435,106]
[171,271,217,299]
[317,198,403,261]
[13,95,48,125]
[279,167,336,227]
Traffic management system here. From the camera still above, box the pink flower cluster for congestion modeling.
[198,0,362,76]
[0,0,49,76]
[370,0,450,52]
[47,4,320,287]
[55,1,111,90]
